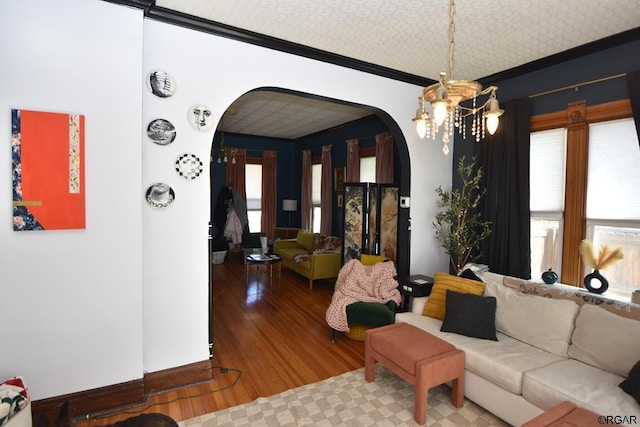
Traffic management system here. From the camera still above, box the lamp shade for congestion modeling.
[283,199,297,212]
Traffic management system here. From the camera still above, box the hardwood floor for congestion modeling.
[77,253,364,426]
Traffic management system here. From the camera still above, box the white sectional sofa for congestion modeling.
[395,271,640,427]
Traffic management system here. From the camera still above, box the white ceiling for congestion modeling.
[151,0,640,139]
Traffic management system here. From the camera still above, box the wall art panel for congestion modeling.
[12,109,86,231]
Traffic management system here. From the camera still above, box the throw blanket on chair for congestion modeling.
[326,259,401,332]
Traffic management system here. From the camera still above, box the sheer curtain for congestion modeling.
[261,150,277,240]
[375,131,394,183]
[473,98,531,279]
[321,145,332,235]
[301,150,312,231]
[346,138,359,182]
[225,148,247,200]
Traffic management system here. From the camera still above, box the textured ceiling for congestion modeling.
[150,0,640,139]
[222,91,373,139]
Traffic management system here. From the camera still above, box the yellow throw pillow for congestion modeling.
[360,254,390,266]
[422,272,486,320]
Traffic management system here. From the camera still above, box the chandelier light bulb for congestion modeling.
[486,114,499,135]
[433,101,448,127]
[483,96,504,135]
[416,119,428,139]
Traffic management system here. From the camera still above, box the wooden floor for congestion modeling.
[77,253,364,426]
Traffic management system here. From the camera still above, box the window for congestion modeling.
[530,128,566,281]
[585,118,640,297]
[360,156,376,183]
[530,102,640,298]
[246,163,262,232]
[312,163,321,233]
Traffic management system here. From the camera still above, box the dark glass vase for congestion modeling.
[584,270,609,294]
[542,268,558,284]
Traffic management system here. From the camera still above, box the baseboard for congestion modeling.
[32,359,213,421]
[144,359,213,395]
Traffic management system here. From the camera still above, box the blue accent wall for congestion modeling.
[210,114,393,238]
[453,39,640,162]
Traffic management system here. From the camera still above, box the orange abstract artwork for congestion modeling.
[12,109,85,231]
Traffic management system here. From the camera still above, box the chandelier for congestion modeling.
[412,0,503,155]
[212,112,236,164]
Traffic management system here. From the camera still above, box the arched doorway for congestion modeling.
[207,87,411,352]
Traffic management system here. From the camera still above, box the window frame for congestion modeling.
[530,99,633,286]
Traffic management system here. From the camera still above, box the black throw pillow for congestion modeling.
[620,360,640,405]
[440,290,498,341]
[459,268,483,282]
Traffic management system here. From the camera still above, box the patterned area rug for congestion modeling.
[179,365,510,426]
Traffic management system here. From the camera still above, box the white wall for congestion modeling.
[141,19,451,372]
[0,0,450,401]
[0,1,144,400]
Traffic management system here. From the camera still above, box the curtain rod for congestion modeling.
[346,130,391,143]
[529,73,627,99]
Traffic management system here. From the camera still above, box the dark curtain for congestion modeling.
[225,148,247,201]
[301,150,312,231]
[473,98,531,279]
[626,69,640,148]
[261,150,277,240]
[375,131,394,183]
[346,139,360,182]
[320,145,332,235]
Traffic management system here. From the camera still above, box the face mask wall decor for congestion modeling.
[187,104,214,131]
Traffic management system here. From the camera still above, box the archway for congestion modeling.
[207,87,412,350]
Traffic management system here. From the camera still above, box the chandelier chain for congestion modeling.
[449,0,455,78]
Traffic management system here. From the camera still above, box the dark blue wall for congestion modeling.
[453,39,640,163]
[298,115,394,236]
[209,115,393,237]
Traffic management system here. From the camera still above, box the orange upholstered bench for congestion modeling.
[364,322,465,425]
[523,401,602,427]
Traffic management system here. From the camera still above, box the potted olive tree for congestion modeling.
[433,156,491,274]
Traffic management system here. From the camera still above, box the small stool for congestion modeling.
[365,322,465,425]
[523,401,602,427]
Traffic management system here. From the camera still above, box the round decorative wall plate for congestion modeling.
[146,69,176,98]
[145,183,175,209]
[187,104,214,131]
[146,119,176,145]
[175,153,203,180]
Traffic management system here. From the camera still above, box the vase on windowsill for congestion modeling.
[579,239,623,295]
[584,269,608,294]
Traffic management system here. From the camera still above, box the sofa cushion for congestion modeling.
[422,272,486,320]
[395,312,565,395]
[485,281,579,357]
[440,290,497,341]
[277,247,308,261]
[620,360,640,405]
[523,359,640,417]
[568,304,640,377]
[296,230,316,251]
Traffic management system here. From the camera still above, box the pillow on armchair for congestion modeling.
[360,254,390,266]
